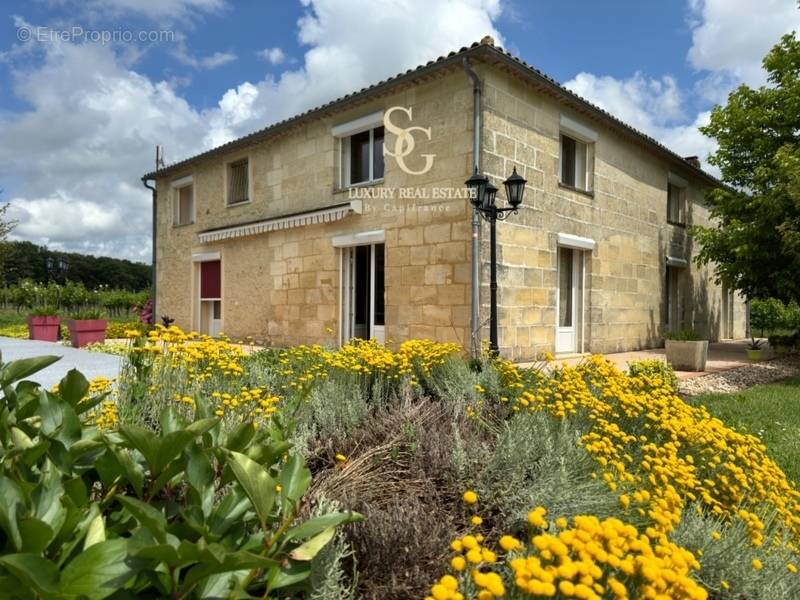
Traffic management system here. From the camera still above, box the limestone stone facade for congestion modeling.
[149,40,746,360]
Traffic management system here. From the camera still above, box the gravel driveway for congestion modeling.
[0,337,121,389]
[679,356,800,397]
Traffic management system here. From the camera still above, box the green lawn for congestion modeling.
[0,307,25,326]
[690,377,800,485]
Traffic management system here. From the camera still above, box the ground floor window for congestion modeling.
[341,243,385,343]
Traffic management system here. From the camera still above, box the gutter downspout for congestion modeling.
[141,177,157,320]
[463,57,481,359]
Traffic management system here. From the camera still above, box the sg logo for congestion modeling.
[383,106,435,175]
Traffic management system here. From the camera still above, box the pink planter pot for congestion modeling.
[27,315,61,342]
[67,319,107,347]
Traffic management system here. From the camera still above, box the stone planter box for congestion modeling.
[67,319,107,348]
[27,315,60,342]
[665,339,708,371]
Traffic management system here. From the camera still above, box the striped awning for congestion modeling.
[198,200,362,244]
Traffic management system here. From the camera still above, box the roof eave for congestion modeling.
[141,45,483,181]
[143,41,724,190]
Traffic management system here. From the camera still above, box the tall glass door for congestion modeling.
[556,247,578,353]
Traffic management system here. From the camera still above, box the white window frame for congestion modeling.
[225,156,252,207]
[192,253,223,337]
[338,241,386,346]
[667,173,688,225]
[332,111,384,188]
[171,175,194,226]
[559,115,597,193]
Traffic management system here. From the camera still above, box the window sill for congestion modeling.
[172,222,195,229]
[334,179,385,194]
[557,181,594,199]
[226,199,251,208]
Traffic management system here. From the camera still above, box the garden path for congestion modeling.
[538,339,769,380]
[0,337,121,388]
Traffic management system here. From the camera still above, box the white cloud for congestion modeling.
[258,47,285,65]
[564,72,718,172]
[174,44,237,69]
[202,0,503,147]
[1,0,503,260]
[566,72,684,132]
[687,0,800,88]
[1,41,206,260]
[562,0,800,172]
[81,0,227,22]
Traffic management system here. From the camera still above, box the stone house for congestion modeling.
[143,37,747,361]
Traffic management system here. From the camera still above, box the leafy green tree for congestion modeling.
[694,32,800,303]
[0,201,18,287]
[749,298,785,336]
[2,240,151,290]
[0,202,14,241]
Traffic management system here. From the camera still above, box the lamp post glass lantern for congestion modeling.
[465,167,527,355]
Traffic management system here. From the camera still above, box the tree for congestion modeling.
[694,32,800,303]
[1,241,151,290]
[0,201,18,286]
[0,202,14,241]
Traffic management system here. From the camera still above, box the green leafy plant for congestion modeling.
[628,359,679,392]
[768,334,794,352]
[750,298,785,337]
[28,307,59,317]
[693,33,800,304]
[0,355,361,598]
[664,328,700,341]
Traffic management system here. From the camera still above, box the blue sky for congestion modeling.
[0,0,797,261]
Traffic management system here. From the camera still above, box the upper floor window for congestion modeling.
[332,111,385,188]
[667,178,687,225]
[345,126,384,186]
[559,115,596,193]
[172,176,194,226]
[227,158,249,205]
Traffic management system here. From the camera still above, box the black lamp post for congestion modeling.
[465,167,527,355]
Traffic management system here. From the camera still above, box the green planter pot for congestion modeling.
[746,349,763,361]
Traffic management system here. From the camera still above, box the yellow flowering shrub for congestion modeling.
[143,324,246,378]
[117,325,266,424]
[498,356,800,546]
[436,355,800,598]
[119,326,461,427]
[274,337,461,382]
[430,504,707,600]
[201,387,280,420]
